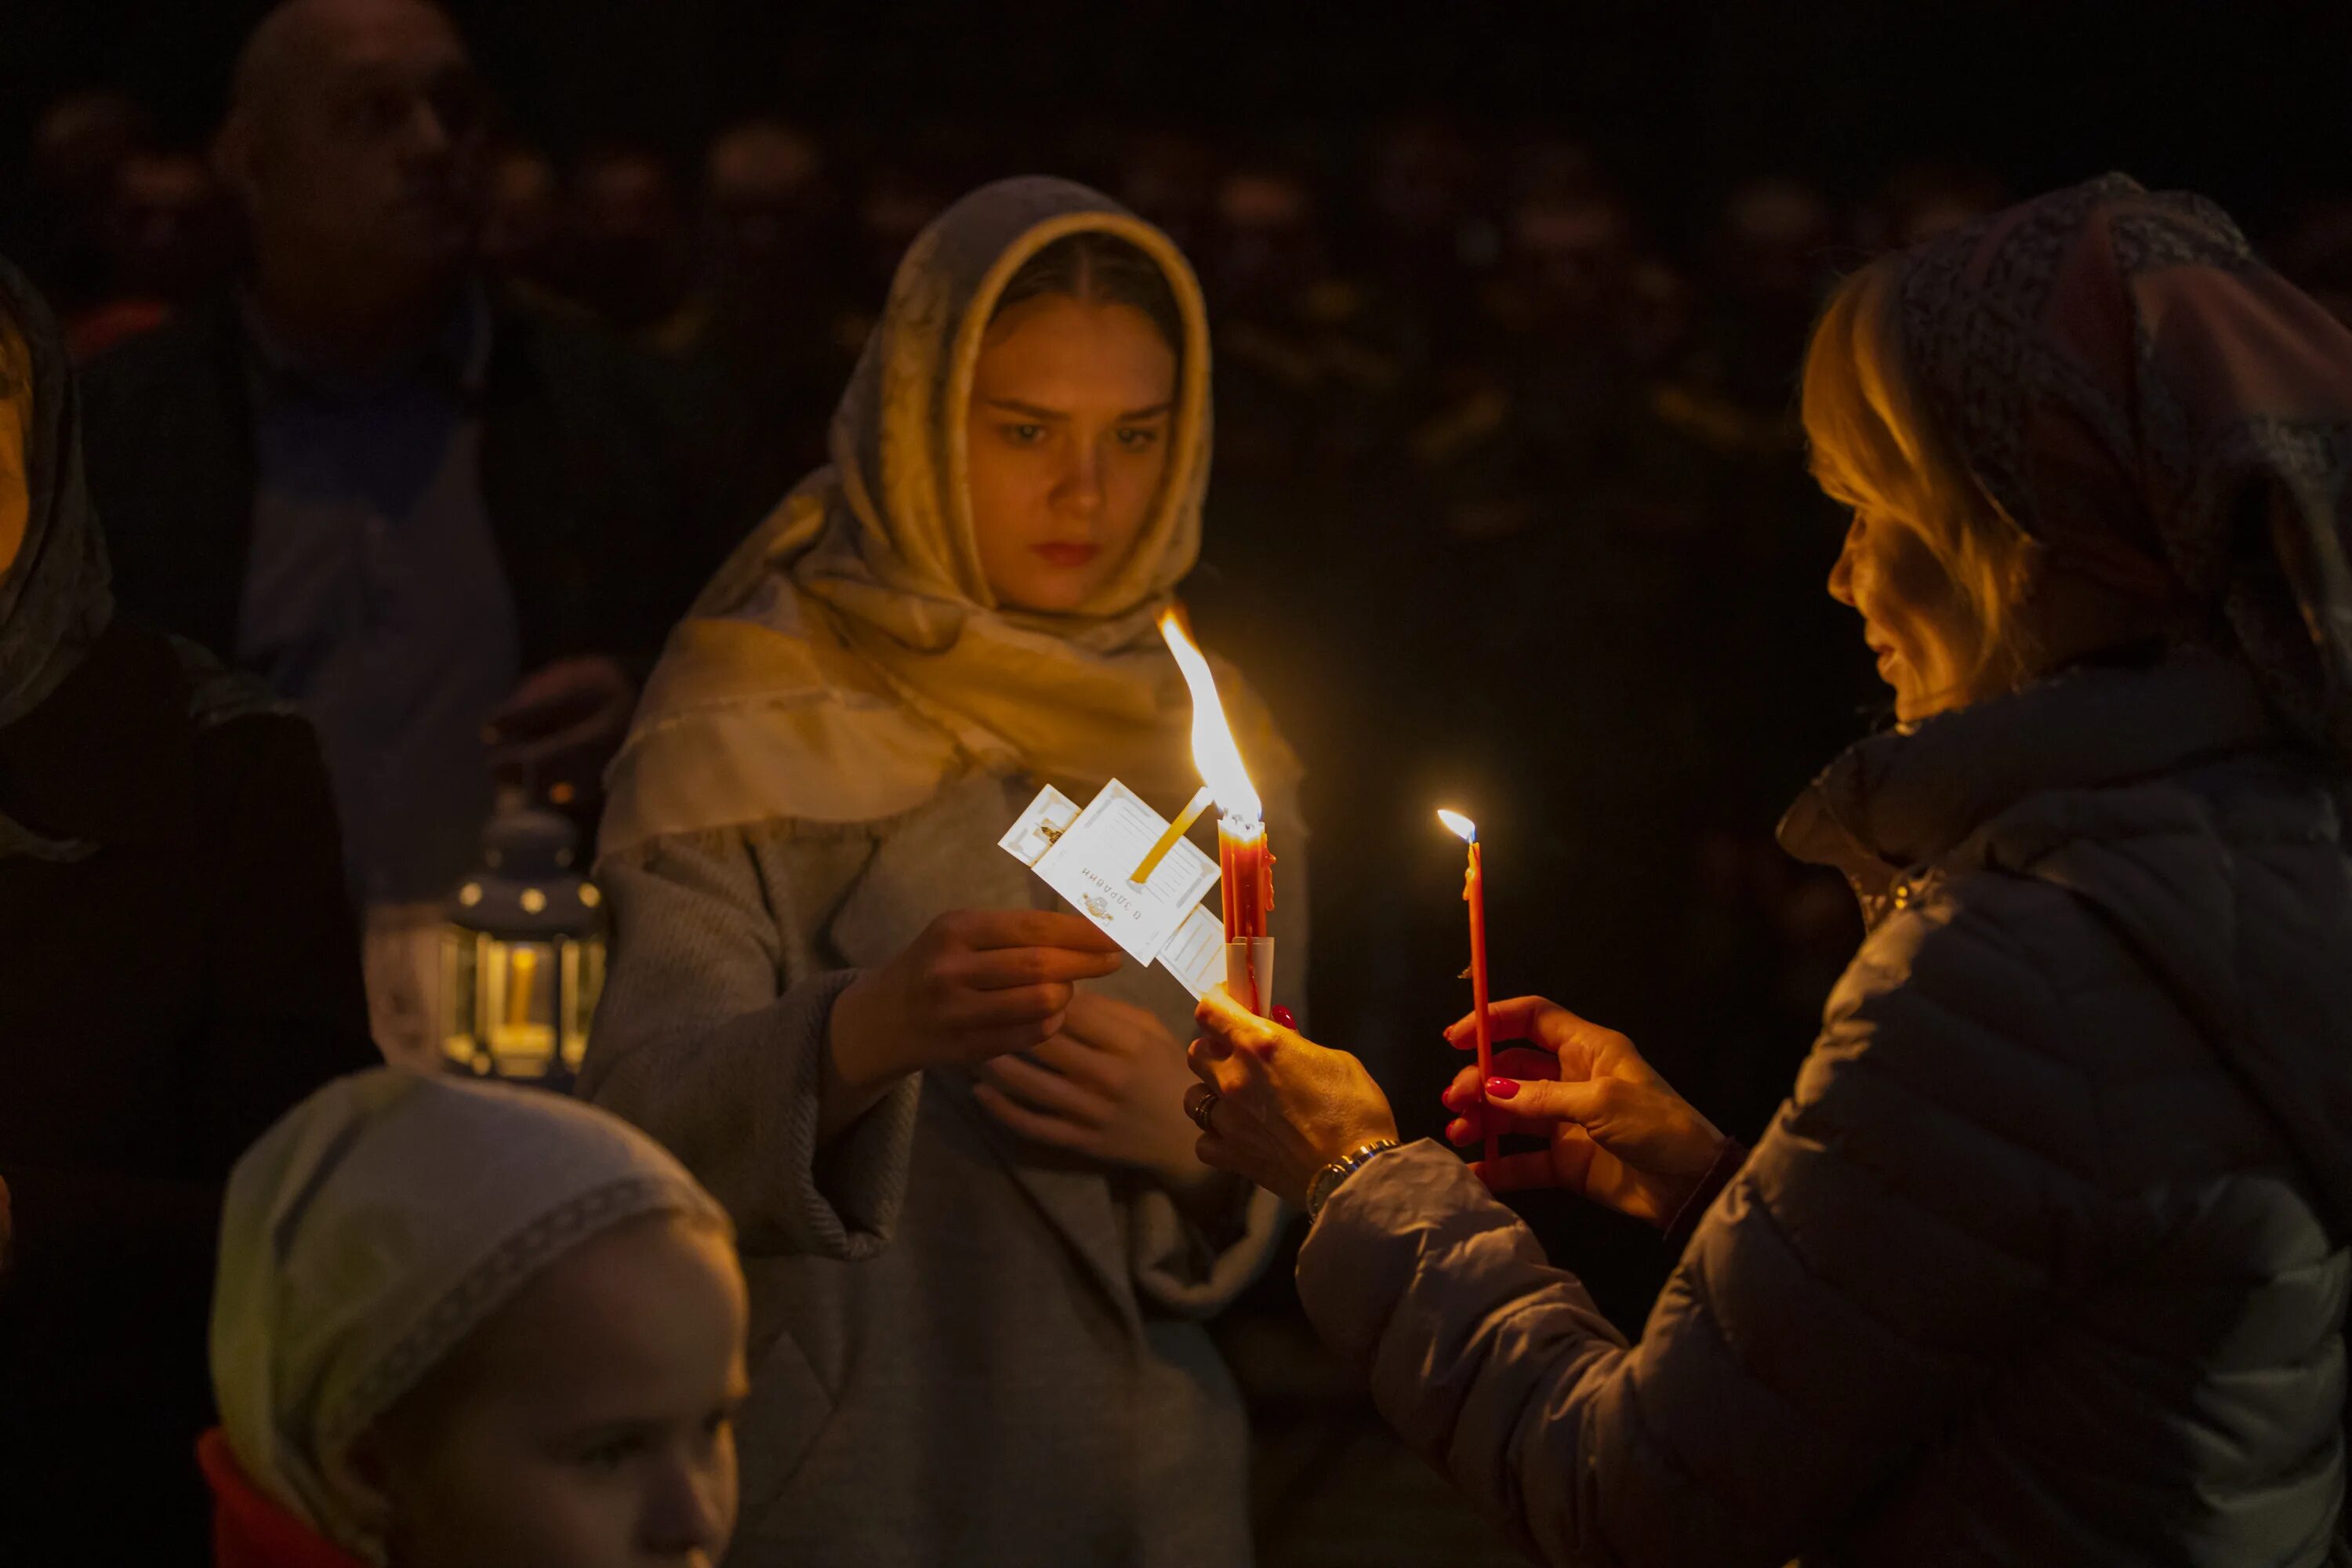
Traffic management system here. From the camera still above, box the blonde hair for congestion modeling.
[1802,256,2042,698]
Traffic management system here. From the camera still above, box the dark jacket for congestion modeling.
[1297,653,2351,1567]
[75,289,731,674]
[0,619,376,1565]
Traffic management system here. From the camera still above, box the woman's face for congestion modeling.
[966,292,1177,614]
[360,1214,750,1568]
[1828,508,1986,722]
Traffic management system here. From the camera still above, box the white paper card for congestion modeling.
[1158,905,1228,999]
[1003,780,1220,967]
[997,785,1083,866]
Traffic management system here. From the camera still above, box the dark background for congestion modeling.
[9,4,2348,1560]
[10,0,2351,232]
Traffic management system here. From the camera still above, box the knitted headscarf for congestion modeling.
[1899,172,2352,759]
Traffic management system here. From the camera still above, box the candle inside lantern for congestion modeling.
[1439,810,1498,1165]
[491,942,556,1065]
[506,943,539,1032]
[1161,611,1277,1012]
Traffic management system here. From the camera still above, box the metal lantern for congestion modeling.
[440,792,607,1087]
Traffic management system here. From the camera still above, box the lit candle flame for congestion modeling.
[1160,611,1263,825]
[1437,808,1478,844]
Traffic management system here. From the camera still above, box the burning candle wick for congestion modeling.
[1161,609,1279,1014]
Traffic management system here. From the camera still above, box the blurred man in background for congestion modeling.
[76,0,729,1064]
[695,118,856,499]
[562,142,704,350]
[64,147,237,361]
[14,89,151,321]
[477,140,568,305]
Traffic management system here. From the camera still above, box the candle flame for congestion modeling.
[1160,611,1263,824]
[1437,808,1477,844]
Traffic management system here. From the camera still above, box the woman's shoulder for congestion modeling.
[165,631,294,734]
[602,586,962,858]
[637,578,882,717]
[162,632,339,808]
[1824,847,2240,1133]
[1835,870,2092,1027]
[1967,746,2336,869]
[1918,746,2347,1024]
[0,619,338,867]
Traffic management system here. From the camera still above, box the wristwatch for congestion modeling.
[1305,1138,1402,1221]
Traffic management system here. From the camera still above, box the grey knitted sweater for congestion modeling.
[581,771,1298,1566]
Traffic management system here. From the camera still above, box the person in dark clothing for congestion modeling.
[75,0,730,1064]
[1185,176,2352,1568]
[0,259,375,1566]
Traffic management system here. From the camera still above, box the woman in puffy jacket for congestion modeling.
[1181,174,2352,1566]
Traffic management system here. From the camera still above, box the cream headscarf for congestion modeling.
[209,1070,731,1563]
[601,176,1301,857]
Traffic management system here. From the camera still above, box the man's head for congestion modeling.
[102,151,234,303]
[564,147,695,333]
[481,145,561,288]
[214,0,486,301]
[706,120,826,268]
[1207,166,1323,308]
[1508,192,1634,327]
[32,90,151,209]
[1712,175,1834,309]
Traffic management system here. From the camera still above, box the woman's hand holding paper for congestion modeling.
[823,910,1123,1141]
[973,993,1218,1195]
[1440,996,1728,1227]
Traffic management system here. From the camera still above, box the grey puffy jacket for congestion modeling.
[1298,652,2352,1566]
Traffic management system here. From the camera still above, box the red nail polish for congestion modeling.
[1271,1005,1297,1030]
[1484,1077,1518,1100]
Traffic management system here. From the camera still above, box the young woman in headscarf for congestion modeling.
[203,1069,748,1567]
[0,259,375,1563]
[1181,175,2352,1566]
[582,177,1301,1565]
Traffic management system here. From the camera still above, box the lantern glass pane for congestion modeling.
[559,935,608,1073]
[439,927,481,1068]
[485,937,559,1074]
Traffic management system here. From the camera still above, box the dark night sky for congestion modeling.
[6,0,2350,238]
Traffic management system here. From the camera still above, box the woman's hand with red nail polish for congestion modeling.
[1439,996,1728,1227]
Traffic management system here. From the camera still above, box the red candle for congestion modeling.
[1439,811,1498,1165]
[1219,817,1272,942]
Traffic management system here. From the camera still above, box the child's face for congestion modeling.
[358,1214,750,1568]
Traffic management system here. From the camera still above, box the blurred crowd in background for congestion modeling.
[14,6,2352,1549]
[23,67,2352,1341]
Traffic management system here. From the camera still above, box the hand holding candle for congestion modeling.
[1438,809,1498,1165]
[1437,995,1731,1224]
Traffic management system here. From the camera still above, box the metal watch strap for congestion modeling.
[1306,1138,1402,1220]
